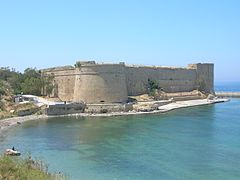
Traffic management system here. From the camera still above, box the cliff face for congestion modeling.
[41,62,214,103]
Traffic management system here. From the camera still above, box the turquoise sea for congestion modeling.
[0,83,240,180]
[215,81,240,92]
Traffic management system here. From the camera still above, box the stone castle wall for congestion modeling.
[188,63,214,94]
[42,67,76,101]
[41,62,214,103]
[125,66,197,96]
[73,64,128,103]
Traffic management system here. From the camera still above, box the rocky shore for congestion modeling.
[0,115,48,132]
[0,98,229,134]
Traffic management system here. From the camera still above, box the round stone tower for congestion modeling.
[73,63,128,104]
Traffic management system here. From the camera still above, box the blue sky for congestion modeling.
[0,0,239,82]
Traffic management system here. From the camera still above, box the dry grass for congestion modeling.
[0,154,67,180]
[129,94,154,102]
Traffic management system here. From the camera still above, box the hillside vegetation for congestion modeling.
[0,155,66,179]
[0,67,53,119]
[0,80,14,118]
[0,67,53,96]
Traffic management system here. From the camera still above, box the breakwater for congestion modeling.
[216,92,240,98]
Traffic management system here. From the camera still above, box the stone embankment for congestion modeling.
[216,92,240,98]
[0,98,229,134]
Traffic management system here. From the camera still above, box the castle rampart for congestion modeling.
[41,61,214,103]
[125,66,197,95]
[73,64,128,103]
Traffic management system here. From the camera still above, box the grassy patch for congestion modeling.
[0,154,66,179]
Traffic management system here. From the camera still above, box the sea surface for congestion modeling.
[0,99,240,180]
[0,83,240,180]
[215,81,240,92]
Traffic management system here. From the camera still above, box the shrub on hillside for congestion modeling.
[147,79,163,99]
[0,80,12,96]
[0,67,56,96]
[0,154,66,180]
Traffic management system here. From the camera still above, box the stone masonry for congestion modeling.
[41,61,214,103]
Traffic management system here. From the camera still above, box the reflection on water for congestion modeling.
[1,100,240,180]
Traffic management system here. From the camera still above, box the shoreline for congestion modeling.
[0,98,229,134]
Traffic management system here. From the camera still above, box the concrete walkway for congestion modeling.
[158,98,229,112]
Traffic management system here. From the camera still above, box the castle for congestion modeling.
[41,61,214,104]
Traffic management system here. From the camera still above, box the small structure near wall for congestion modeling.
[14,95,38,103]
[85,103,133,114]
[45,102,86,115]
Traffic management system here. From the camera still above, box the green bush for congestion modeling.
[147,79,161,95]
[0,67,22,94]
[0,154,66,180]
[21,77,43,95]
[148,79,159,90]
[0,85,5,96]
[74,61,81,68]
[0,80,12,96]
[43,74,55,97]
[0,67,56,96]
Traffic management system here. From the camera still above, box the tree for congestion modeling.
[147,79,163,98]
[24,68,41,78]
[0,67,23,94]
[0,67,55,96]
[21,77,43,95]
[74,61,81,68]
[0,80,7,96]
[20,68,45,95]
[0,67,12,81]
[43,74,55,97]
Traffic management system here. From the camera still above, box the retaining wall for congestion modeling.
[85,103,133,113]
[46,103,86,115]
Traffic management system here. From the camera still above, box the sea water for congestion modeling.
[0,99,240,180]
[0,82,240,180]
[215,81,240,92]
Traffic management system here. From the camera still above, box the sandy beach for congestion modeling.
[0,98,229,134]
